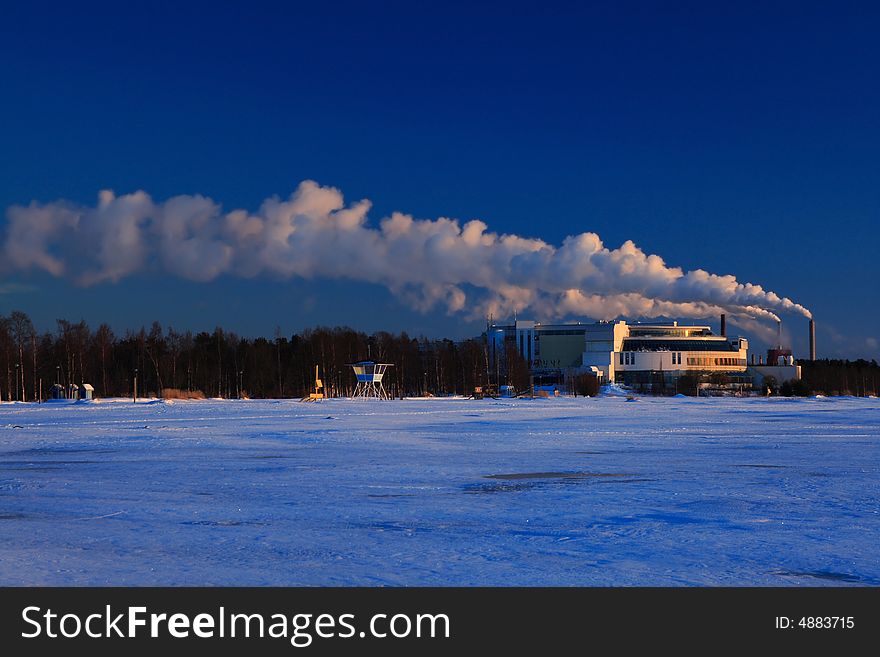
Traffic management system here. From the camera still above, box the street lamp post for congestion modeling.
[133,368,138,403]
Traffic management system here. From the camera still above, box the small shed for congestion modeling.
[67,383,79,400]
[50,383,65,400]
[80,383,95,401]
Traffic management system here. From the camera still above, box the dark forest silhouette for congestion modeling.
[0,310,534,400]
[0,310,876,400]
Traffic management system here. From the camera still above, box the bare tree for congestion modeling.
[94,323,115,397]
[10,311,34,401]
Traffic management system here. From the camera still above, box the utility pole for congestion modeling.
[133,368,138,403]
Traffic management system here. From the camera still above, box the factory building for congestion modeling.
[489,318,749,388]
[746,319,809,387]
[488,320,593,387]
[605,322,750,387]
[488,315,813,392]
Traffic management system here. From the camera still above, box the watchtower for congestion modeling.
[348,361,393,399]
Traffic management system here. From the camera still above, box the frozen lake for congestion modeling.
[1,395,878,586]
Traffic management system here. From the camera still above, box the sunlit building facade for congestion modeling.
[488,319,750,388]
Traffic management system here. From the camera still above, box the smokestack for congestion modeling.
[809,319,816,360]
[720,313,726,337]
[776,320,782,347]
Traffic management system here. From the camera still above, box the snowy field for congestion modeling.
[1,394,878,586]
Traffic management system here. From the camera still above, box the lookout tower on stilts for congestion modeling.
[348,361,393,399]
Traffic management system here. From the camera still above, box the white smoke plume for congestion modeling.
[2,180,811,327]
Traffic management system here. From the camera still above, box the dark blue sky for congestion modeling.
[1,1,877,358]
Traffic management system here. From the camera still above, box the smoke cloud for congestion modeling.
[2,181,811,327]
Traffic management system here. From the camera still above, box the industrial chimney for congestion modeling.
[720,313,726,337]
[809,319,816,360]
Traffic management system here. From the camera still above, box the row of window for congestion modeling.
[686,357,747,367]
[620,339,738,352]
[627,329,710,337]
[618,353,746,367]
[620,352,684,365]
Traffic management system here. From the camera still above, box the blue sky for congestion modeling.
[0,1,877,358]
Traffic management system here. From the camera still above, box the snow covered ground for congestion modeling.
[1,394,878,586]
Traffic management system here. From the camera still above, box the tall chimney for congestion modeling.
[720,313,726,337]
[809,319,816,360]
[776,320,782,347]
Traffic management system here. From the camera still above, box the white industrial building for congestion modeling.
[584,320,749,384]
[488,316,802,391]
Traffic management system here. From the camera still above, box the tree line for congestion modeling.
[2,310,875,401]
[655,359,880,397]
[793,358,880,397]
[0,310,537,401]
